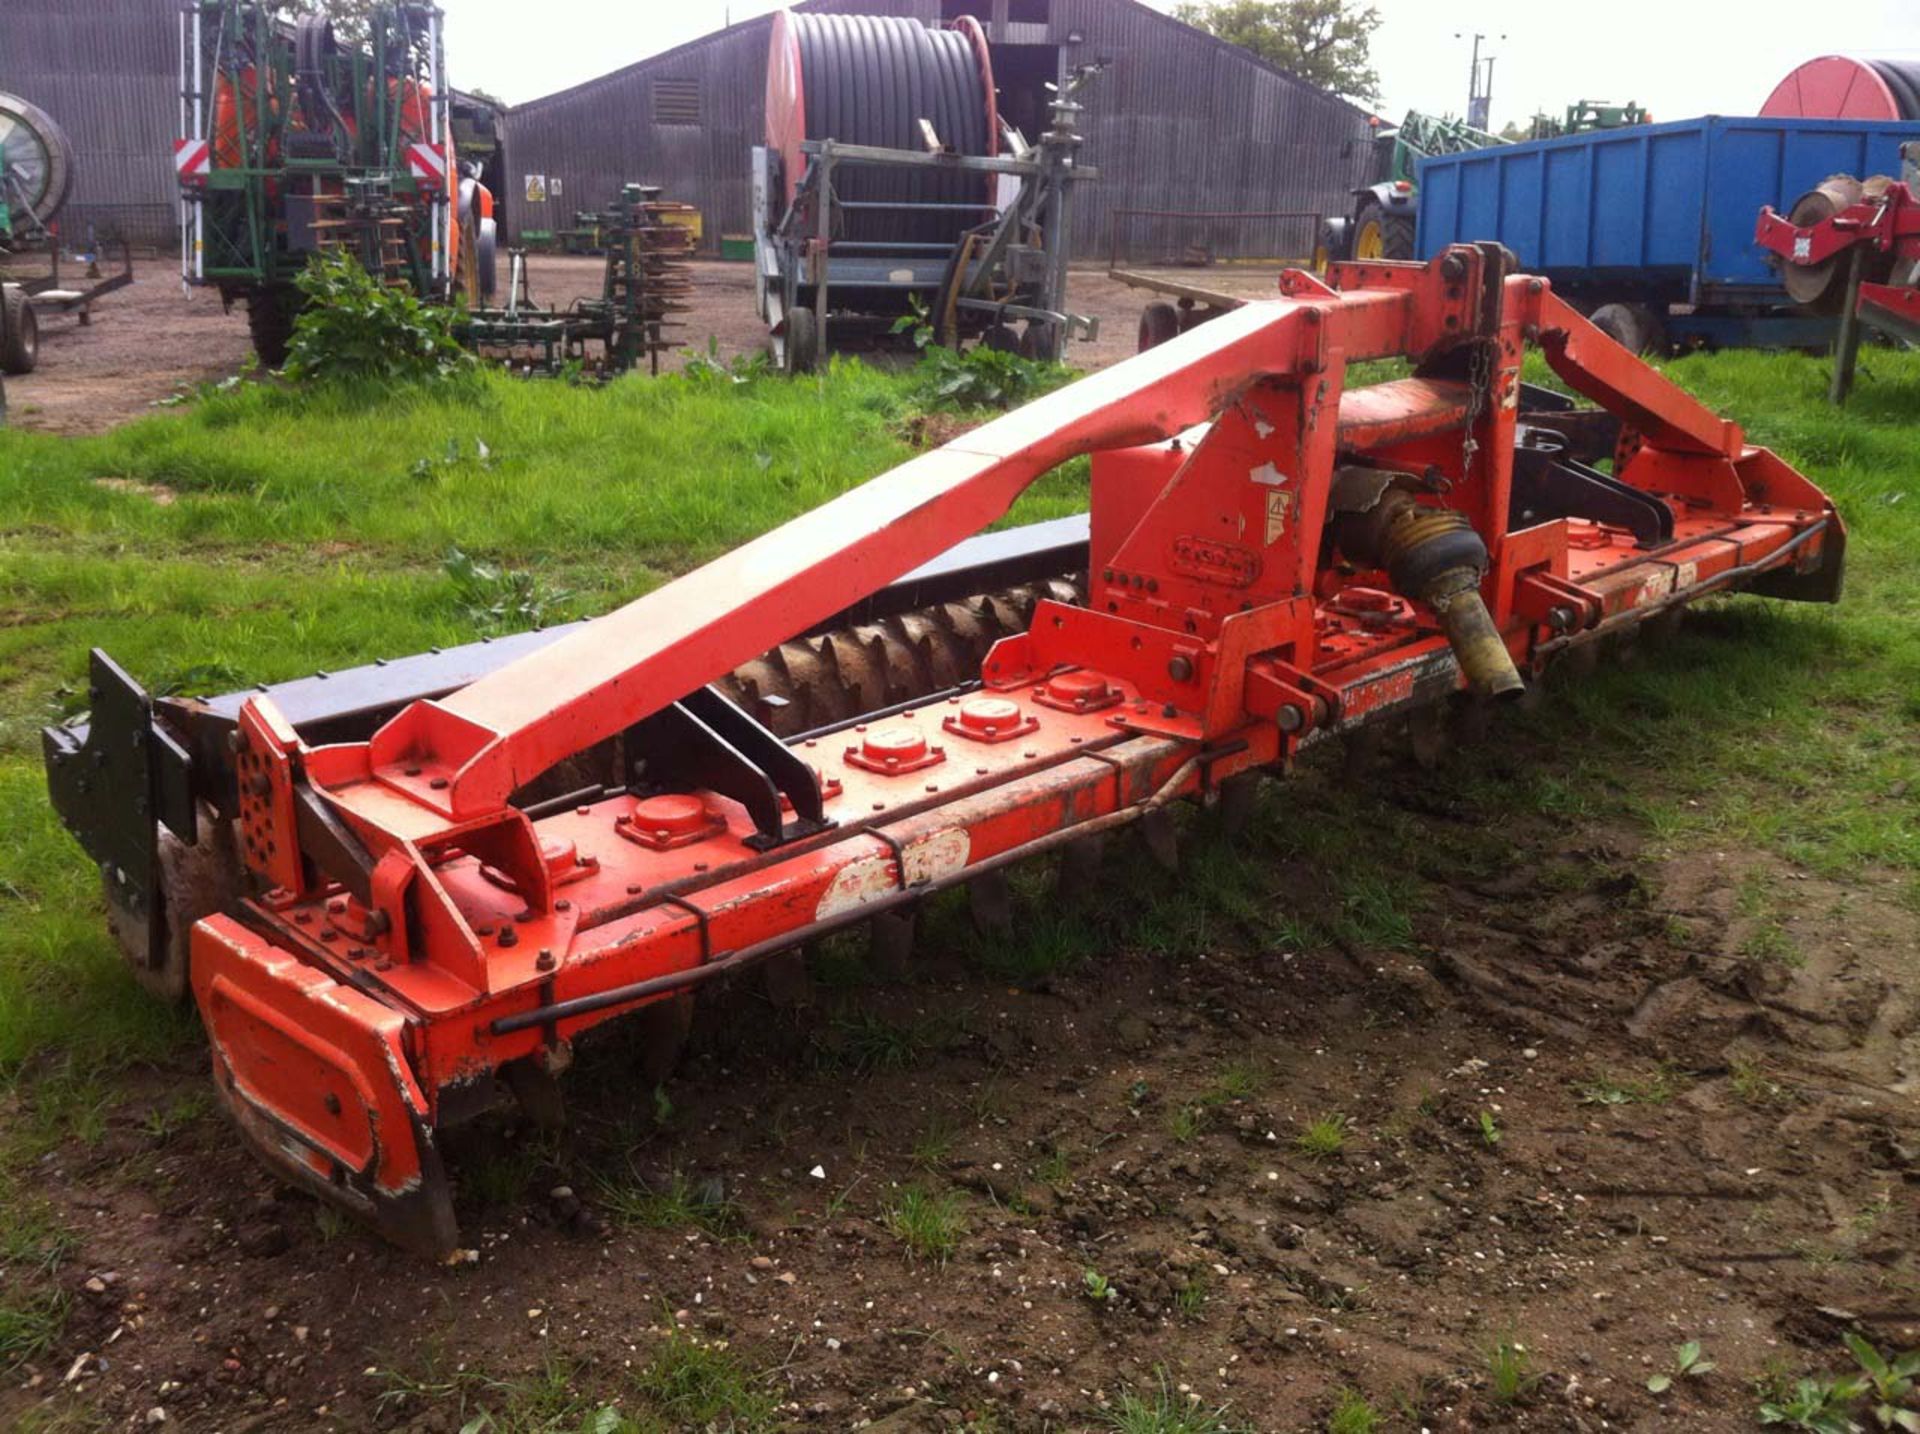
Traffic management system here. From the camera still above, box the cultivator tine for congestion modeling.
[1216,773,1261,838]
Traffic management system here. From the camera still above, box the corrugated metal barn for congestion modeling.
[503,0,1377,260]
[0,0,181,246]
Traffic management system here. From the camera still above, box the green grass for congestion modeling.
[1295,1113,1350,1158]
[1326,1388,1383,1434]
[1102,1372,1251,1434]
[377,1328,776,1433]
[1486,1337,1537,1406]
[882,1184,966,1262]
[1575,1067,1679,1107]
[0,361,1086,1079]
[590,1166,739,1235]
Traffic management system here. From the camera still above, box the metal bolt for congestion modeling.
[1167,655,1194,682]
[429,777,449,790]
[498,927,518,948]
[323,1093,342,1116]
[536,949,557,971]
[1277,704,1305,734]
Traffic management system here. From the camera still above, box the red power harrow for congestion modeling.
[88,247,1843,1252]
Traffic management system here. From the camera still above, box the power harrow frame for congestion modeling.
[44,247,1842,1253]
[1756,140,1920,403]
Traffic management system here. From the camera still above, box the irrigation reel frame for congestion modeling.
[754,15,1101,375]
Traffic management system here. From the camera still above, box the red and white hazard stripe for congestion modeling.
[405,142,448,186]
[174,137,211,184]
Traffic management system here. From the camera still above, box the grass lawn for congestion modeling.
[0,342,1915,1388]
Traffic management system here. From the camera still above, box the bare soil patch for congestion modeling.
[1,255,1196,435]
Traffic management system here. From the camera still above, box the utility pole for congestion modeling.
[1457,31,1505,130]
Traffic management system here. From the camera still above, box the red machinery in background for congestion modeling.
[1755,141,1920,402]
[46,246,1843,1252]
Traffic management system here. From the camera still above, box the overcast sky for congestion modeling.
[442,0,1920,124]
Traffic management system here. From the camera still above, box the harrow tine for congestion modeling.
[1140,806,1180,873]
[1216,772,1260,838]
[969,867,1015,936]
[763,947,814,1008]
[633,992,696,1086]
[502,1056,568,1131]
[1645,607,1686,648]
[868,906,918,981]
[1451,693,1496,747]
[1341,725,1386,785]
[1408,703,1451,770]
[1054,833,1108,903]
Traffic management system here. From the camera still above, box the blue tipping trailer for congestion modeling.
[1415,115,1920,350]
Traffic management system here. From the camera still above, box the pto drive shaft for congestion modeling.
[1330,472,1525,700]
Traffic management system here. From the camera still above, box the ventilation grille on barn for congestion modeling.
[654,78,700,126]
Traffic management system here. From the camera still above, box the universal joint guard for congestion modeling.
[72,248,1841,1252]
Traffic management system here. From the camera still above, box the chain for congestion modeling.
[1458,337,1493,483]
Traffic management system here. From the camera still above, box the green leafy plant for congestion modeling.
[889,294,937,351]
[1844,1332,1920,1431]
[683,334,773,384]
[916,343,1058,409]
[1648,1339,1715,1394]
[443,546,573,633]
[284,249,472,385]
[1083,1268,1117,1304]
[1760,1375,1871,1432]
[1478,1110,1502,1147]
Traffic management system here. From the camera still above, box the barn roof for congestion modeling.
[505,0,1370,122]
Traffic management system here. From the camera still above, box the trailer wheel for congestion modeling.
[1354,200,1415,261]
[982,323,1021,353]
[785,305,819,375]
[246,288,301,369]
[1018,322,1053,361]
[1590,302,1664,356]
[1137,301,1180,352]
[1,286,38,375]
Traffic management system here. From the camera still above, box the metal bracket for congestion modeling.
[632,687,836,851]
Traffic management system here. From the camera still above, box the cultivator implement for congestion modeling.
[460,184,697,377]
[45,247,1841,1252]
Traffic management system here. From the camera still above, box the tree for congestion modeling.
[1171,0,1381,103]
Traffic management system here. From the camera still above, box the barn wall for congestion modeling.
[501,18,778,252]
[1051,0,1376,260]
[0,0,180,247]
[503,0,1377,261]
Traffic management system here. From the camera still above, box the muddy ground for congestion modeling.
[0,253,1218,434]
[5,707,1916,1431]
